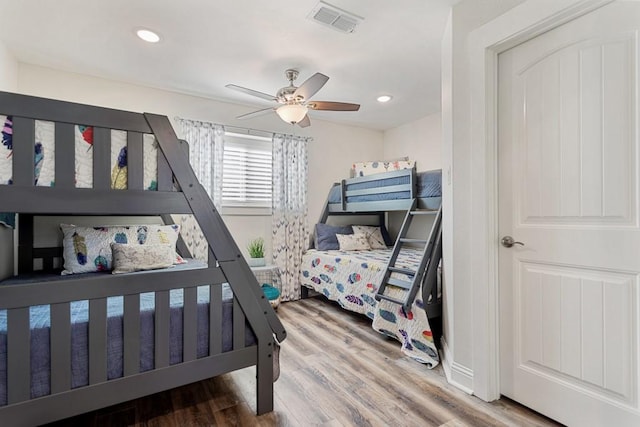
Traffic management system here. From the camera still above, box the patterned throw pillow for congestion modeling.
[351,225,388,249]
[352,159,415,177]
[336,233,371,251]
[60,224,185,275]
[111,243,175,274]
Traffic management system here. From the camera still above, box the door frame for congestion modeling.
[467,0,615,401]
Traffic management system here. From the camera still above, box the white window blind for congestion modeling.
[222,134,273,208]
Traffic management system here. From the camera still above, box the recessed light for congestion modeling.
[377,95,392,103]
[136,28,161,43]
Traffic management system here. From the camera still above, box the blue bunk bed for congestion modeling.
[302,167,443,364]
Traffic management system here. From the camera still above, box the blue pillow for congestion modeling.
[314,223,353,251]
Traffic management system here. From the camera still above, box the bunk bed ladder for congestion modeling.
[375,201,442,312]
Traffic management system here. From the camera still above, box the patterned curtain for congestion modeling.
[272,134,309,301]
[176,118,224,207]
[173,118,225,262]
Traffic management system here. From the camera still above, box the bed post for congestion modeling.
[17,214,34,274]
[144,113,285,338]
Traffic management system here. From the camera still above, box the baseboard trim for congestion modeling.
[440,337,474,395]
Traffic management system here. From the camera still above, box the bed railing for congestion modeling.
[339,167,416,209]
[0,91,285,423]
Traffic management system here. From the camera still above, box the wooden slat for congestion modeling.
[183,287,197,362]
[346,184,411,197]
[233,296,245,351]
[160,214,192,260]
[7,307,30,404]
[0,267,225,309]
[0,348,257,427]
[0,91,151,133]
[89,298,107,384]
[50,302,71,394]
[345,167,413,184]
[11,117,35,186]
[209,284,223,355]
[42,257,54,272]
[0,186,192,215]
[124,294,141,376]
[386,277,413,290]
[18,214,34,274]
[156,148,173,191]
[145,114,238,261]
[127,132,144,190]
[32,247,63,259]
[327,199,415,213]
[155,290,170,369]
[93,127,111,190]
[54,123,76,188]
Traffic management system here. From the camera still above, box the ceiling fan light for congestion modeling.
[136,28,161,43]
[276,104,308,124]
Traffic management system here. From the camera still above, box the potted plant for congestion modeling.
[247,237,266,267]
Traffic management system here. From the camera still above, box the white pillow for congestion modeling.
[111,243,175,274]
[352,225,388,249]
[336,233,371,251]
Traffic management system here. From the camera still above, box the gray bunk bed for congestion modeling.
[305,166,443,350]
[0,91,285,426]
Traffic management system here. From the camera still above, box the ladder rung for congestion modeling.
[409,210,437,215]
[388,266,416,276]
[386,277,413,290]
[400,238,427,245]
[375,294,405,305]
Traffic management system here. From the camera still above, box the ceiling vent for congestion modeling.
[307,1,363,34]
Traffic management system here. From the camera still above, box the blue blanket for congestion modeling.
[0,213,14,229]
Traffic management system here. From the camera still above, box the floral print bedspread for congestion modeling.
[300,248,439,367]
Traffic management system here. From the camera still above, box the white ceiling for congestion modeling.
[0,0,456,131]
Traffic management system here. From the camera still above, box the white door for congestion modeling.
[499,1,640,426]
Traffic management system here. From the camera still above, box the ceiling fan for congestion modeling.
[226,69,360,128]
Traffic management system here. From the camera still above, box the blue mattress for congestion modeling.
[328,169,442,204]
[0,262,254,405]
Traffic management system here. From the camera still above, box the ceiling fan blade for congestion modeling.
[297,114,311,128]
[236,107,275,120]
[308,101,360,111]
[226,84,277,102]
[293,73,329,100]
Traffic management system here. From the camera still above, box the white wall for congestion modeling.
[383,112,442,172]
[16,64,384,262]
[441,0,526,393]
[0,41,18,280]
[382,112,442,239]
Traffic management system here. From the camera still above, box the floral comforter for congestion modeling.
[300,248,439,367]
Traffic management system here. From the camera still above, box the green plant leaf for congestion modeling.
[247,237,265,258]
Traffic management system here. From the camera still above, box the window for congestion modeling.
[222,132,272,212]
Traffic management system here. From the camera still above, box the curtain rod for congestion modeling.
[175,116,313,142]
[224,125,274,139]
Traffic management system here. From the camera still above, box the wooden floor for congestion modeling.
[49,297,562,426]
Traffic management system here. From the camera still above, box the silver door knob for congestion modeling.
[501,236,524,248]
